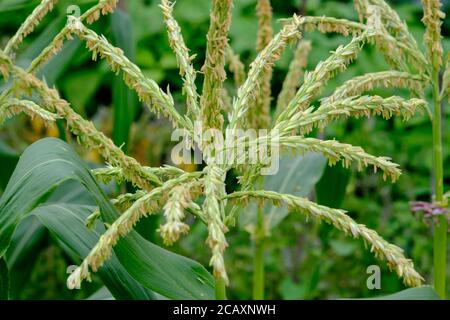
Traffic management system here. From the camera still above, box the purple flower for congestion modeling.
[410,201,448,217]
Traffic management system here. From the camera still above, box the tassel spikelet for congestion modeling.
[422,0,445,70]
[0,98,59,125]
[203,165,229,284]
[4,0,58,55]
[231,135,402,182]
[354,0,369,22]
[229,15,302,131]
[67,172,200,289]
[85,209,102,230]
[68,190,162,288]
[356,0,424,66]
[364,1,427,73]
[160,0,200,119]
[245,0,274,130]
[226,47,246,89]
[363,4,427,75]
[159,181,202,245]
[442,55,450,101]
[372,0,423,60]
[255,0,273,53]
[68,19,191,130]
[277,137,401,181]
[323,71,426,104]
[276,32,372,124]
[276,96,425,135]
[111,190,146,212]
[280,16,365,36]
[27,29,71,74]
[92,166,127,185]
[283,13,427,72]
[10,64,161,190]
[276,40,311,112]
[84,0,119,25]
[91,165,184,185]
[226,190,424,287]
[0,50,12,80]
[26,0,118,74]
[366,5,409,72]
[200,0,234,131]
[2,0,430,291]
[300,16,365,36]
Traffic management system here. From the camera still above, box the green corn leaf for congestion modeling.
[111,8,139,153]
[4,216,47,299]
[0,0,38,13]
[265,153,326,229]
[316,164,351,209]
[241,153,327,230]
[61,67,105,115]
[363,286,440,300]
[0,140,19,191]
[0,257,8,300]
[243,153,327,230]
[32,203,155,300]
[0,137,215,300]
[87,287,114,300]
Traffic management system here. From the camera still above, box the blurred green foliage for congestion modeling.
[0,0,449,299]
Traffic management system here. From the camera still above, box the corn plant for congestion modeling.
[291,0,449,299]
[0,0,444,300]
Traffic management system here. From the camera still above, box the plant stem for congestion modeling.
[253,207,265,299]
[432,67,447,299]
[215,277,227,300]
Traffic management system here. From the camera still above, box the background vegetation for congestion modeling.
[0,0,449,299]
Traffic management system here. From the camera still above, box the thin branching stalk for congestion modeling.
[0,51,12,80]
[229,15,302,131]
[282,14,427,70]
[422,0,447,299]
[4,0,58,55]
[276,40,311,113]
[441,55,450,101]
[226,47,246,89]
[8,62,161,190]
[67,18,192,130]
[276,95,424,136]
[355,0,426,71]
[159,181,202,245]
[160,0,200,120]
[91,165,184,185]
[246,0,273,130]
[0,98,59,125]
[274,136,402,181]
[227,134,402,182]
[1,0,432,299]
[226,190,424,287]
[276,32,373,124]
[200,0,234,131]
[67,172,201,289]
[110,190,146,211]
[298,16,365,36]
[27,0,119,74]
[322,71,426,104]
[203,165,229,286]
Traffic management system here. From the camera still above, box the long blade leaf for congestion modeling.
[0,138,214,299]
